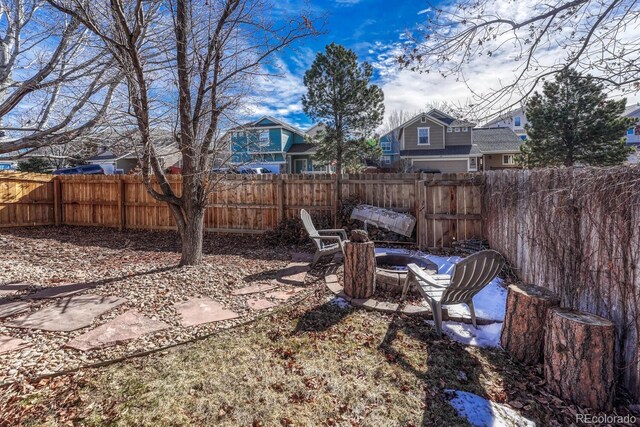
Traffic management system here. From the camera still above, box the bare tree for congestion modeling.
[382,109,419,134]
[0,0,121,156]
[49,0,321,265]
[400,0,640,119]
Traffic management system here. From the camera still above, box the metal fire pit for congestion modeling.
[375,253,438,294]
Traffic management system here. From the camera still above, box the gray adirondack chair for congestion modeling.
[301,209,348,266]
[402,250,505,336]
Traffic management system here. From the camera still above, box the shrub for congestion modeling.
[264,214,332,246]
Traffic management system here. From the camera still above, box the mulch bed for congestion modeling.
[0,226,315,385]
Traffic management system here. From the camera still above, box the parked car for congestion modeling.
[53,164,122,175]
[0,162,16,171]
[251,167,272,174]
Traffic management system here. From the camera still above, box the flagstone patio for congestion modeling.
[0,228,317,385]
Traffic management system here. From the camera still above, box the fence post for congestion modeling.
[415,176,421,249]
[53,177,61,226]
[277,176,285,223]
[118,176,126,231]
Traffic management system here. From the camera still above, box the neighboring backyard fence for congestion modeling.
[0,172,483,248]
[484,167,640,400]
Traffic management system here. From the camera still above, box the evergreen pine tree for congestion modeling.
[520,70,633,167]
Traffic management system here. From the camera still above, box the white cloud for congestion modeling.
[372,1,640,123]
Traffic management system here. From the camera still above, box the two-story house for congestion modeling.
[393,109,481,173]
[380,109,524,173]
[229,116,325,173]
[483,107,528,140]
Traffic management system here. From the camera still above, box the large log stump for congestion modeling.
[343,231,375,299]
[501,283,560,365]
[544,307,615,411]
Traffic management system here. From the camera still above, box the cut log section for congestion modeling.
[500,283,560,365]
[343,241,375,299]
[544,307,615,411]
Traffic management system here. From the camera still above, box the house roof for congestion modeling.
[483,106,526,127]
[287,143,317,154]
[305,123,326,137]
[473,127,523,153]
[400,145,481,157]
[624,103,640,117]
[224,116,306,138]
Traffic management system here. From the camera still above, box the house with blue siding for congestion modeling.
[378,130,401,168]
[228,116,325,173]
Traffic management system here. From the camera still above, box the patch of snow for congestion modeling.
[446,390,536,427]
[428,320,503,348]
[443,277,507,321]
[328,296,351,309]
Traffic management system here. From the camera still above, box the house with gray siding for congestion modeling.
[624,103,640,145]
[380,109,523,173]
[483,107,529,140]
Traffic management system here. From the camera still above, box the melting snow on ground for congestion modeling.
[446,390,536,427]
[328,296,351,309]
[376,249,508,348]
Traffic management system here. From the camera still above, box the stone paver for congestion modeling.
[5,294,126,332]
[0,300,30,319]
[375,301,400,313]
[247,298,277,311]
[402,304,430,315]
[28,282,96,299]
[271,263,309,287]
[291,252,314,263]
[265,288,304,301]
[326,280,342,295]
[230,283,278,296]
[66,310,170,351]
[175,297,239,327]
[0,335,30,355]
[0,282,33,297]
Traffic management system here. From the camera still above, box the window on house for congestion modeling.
[629,128,635,135]
[381,140,392,151]
[463,127,468,132]
[447,127,453,133]
[454,127,460,132]
[421,116,426,123]
[514,116,521,127]
[381,156,391,166]
[259,130,270,147]
[503,155,516,165]
[468,157,478,171]
[417,127,430,145]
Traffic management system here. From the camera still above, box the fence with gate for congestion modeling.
[0,172,483,249]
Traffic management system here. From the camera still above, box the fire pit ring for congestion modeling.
[375,252,438,294]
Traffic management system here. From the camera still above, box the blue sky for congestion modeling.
[251,0,640,131]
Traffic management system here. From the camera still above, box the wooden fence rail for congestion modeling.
[0,172,484,248]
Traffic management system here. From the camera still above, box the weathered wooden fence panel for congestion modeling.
[0,173,54,227]
[1,172,484,247]
[484,167,640,400]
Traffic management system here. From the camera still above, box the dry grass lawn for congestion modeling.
[1,286,588,426]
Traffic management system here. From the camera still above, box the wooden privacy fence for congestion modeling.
[484,167,640,400]
[0,172,484,248]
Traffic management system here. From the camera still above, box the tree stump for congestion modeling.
[343,239,375,299]
[500,283,560,365]
[544,307,615,411]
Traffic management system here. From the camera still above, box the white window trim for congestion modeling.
[259,130,270,147]
[417,127,430,145]
[454,127,460,133]
[421,116,427,123]
[468,157,478,171]
[381,155,391,165]
[502,154,516,165]
[514,116,521,127]
[294,158,307,173]
[463,127,468,132]
[381,140,392,151]
[447,127,453,133]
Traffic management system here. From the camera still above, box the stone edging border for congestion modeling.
[324,272,499,326]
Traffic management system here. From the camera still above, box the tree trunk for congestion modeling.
[178,209,205,266]
[544,307,615,411]
[500,283,560,365]
[343,241,375,299]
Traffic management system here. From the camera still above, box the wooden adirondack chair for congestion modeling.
[300,209,348,266]
[402,250,505,336]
